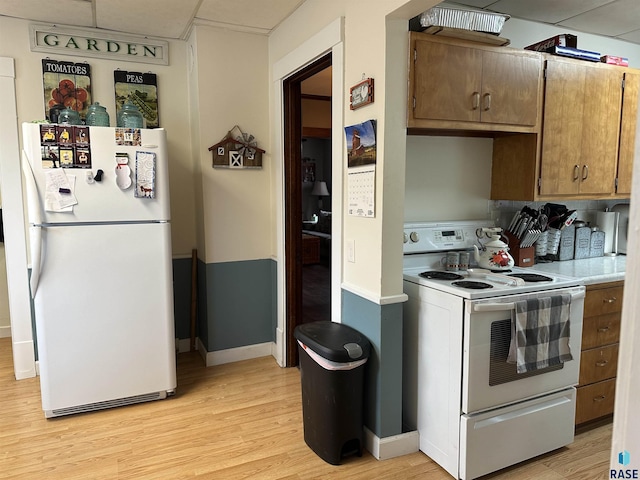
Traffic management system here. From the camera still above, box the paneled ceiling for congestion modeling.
[1,0,640,45]
[448,0,640,45]
[0,0,305,39]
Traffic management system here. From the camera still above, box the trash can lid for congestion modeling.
[294,321,371,362]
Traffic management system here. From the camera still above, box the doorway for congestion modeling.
[283,53,332,367]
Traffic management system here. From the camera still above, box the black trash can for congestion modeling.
[294,321,371,465]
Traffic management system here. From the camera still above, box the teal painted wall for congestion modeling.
[341,289,403,439]
[194,258,276,352]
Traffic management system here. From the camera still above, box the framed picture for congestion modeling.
[350,78,374,110]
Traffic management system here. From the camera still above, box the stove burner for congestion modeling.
[419,271,464,281]
[452,280,494,290]
[508,273,553,283]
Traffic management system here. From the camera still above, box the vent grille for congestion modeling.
[48,391,168,418]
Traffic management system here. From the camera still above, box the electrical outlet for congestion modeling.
[347,239,355,263]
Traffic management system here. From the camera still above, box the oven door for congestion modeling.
[462,286,585,414]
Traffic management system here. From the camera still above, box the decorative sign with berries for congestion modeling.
[42,59,92,123]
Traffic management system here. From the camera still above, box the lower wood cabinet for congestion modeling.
[575,281,623,426]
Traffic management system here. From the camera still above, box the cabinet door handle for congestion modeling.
[582,164,589,180]
[604,297,617,304]
[483,93,491,111]
[593,395,607,402]
[596,360,609,367]
[573,165,580,181]
[597,326,610,333]
[472,92,480,110]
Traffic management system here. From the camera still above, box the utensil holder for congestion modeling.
[505,232,535,267]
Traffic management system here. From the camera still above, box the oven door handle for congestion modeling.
[472,291,585,312]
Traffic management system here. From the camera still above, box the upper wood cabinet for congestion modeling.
[616,69,640,196]
[492,55,640,201]
[408,33,543,133]
[539,57,622,197]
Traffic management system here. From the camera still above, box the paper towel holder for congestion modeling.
[600,208,620,257]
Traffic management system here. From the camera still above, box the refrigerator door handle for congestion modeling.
[29,225,43,297]
[21,149,43,226]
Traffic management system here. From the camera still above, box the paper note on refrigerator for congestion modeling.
[44,170,77,211]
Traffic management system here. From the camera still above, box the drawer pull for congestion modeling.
[604,297,617,304]
[573,165,580,181]
[596,360,609,367]
[597,326,610,333]
[483,92,491,111]
[593,395,607,402]
[472,92,480,110]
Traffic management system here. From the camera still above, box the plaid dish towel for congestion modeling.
[507,294,573,373]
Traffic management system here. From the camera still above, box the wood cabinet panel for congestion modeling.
[491,58,638,201]
[584,284,624,315]
[539,58,622,197]
[478,51,540,126]
[413,40,483,123]
[576,379,616,425]
[579,344,619,385]
[408,33,542,133]
[616,69,640,195]
[582,313,621,350]
[575,282,623,427]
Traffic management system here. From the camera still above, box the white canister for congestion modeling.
[596,211,620,254]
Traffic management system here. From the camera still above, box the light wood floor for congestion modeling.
[0,337,612,479]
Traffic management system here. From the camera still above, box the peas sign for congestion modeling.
[30,24,169,66]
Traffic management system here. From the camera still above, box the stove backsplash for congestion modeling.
[489,199,630,232]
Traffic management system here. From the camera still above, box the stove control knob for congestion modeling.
[403,232,409,244]
[410,232,419,243]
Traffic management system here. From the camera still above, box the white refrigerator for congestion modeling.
[21,122,177,418]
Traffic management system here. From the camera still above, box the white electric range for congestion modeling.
[402,220,585,480]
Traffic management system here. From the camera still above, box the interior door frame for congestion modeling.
[283,54,332,367]
[0,57,36,380]
[271,18,344,367]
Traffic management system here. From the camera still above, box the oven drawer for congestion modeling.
[578,344,619,385]
[576,379,616,424]
[460,388,576,480]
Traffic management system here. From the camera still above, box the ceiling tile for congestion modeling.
[95,0,200,38]
[559,0,640,36]
[446,1,500,9]
[0,0,93,28]
[196,0,303,30]
[619,29,640,43]
[487,0,616,24]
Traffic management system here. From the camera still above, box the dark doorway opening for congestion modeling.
[283,53,332,367]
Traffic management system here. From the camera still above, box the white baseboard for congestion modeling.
[364,427,419,460]
[0,325,11,338]
[193,338,274,366]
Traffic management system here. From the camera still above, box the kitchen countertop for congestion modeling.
[531,255,626,285]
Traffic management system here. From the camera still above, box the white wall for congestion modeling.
[270,0,439,301]
[0,16,196,257]
[189,25,271,264]
[405,136,493,221]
